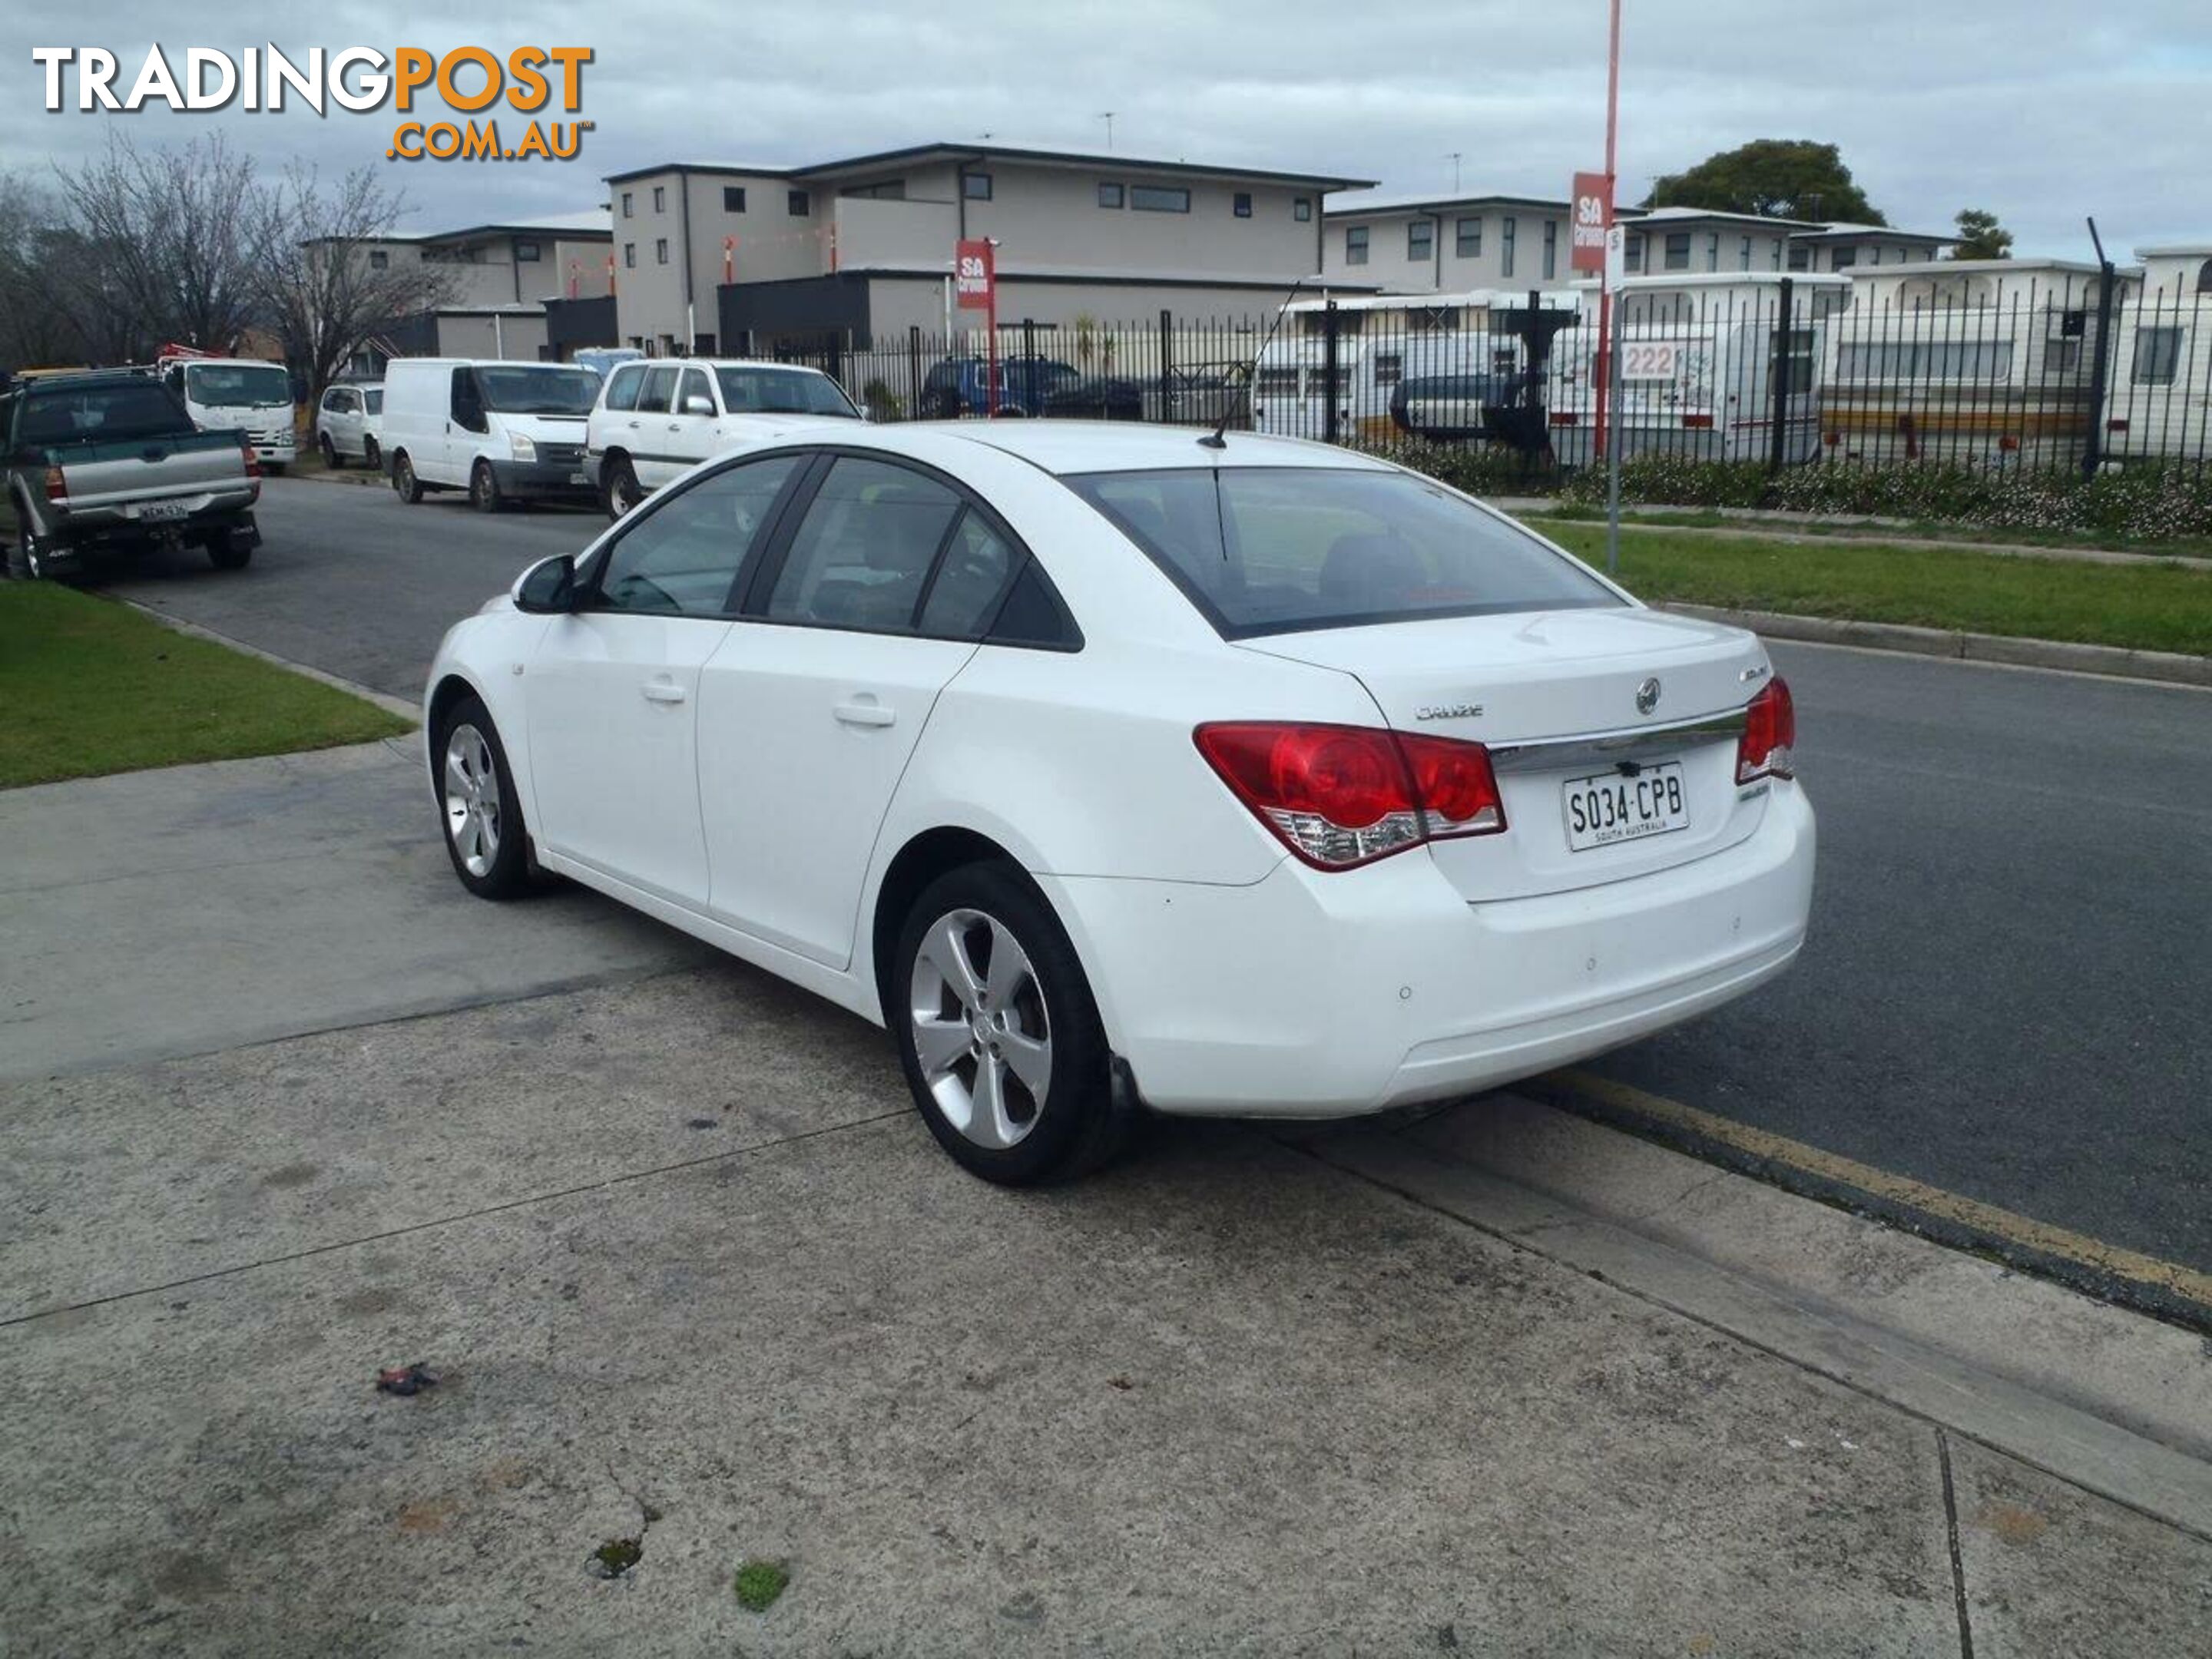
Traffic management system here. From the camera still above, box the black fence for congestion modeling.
[752,273,2210,482]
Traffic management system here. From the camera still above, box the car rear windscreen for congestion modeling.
[1064,465,1621,637]
[20,382,194,445]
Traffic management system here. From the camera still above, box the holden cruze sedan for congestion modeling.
[424,421,1813,1184]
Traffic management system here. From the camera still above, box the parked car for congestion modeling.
[919,355,1079,419]
[423,422,1814,1185]
[1144,363,1253,429]
[586,357,861,518]
[379,359,603,512]
[3,369,260,578]
[314,382,383,469]
[1041,375,1145,422]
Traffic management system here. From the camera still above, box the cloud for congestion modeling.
[5,0,2207,256]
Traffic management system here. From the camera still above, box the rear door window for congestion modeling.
[635,366,678,415]
[1065,466,1621,637]
[760,457,963,632]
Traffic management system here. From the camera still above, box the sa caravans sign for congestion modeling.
[955,238,995,310]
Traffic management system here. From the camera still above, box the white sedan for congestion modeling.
[425,422,1813,1184]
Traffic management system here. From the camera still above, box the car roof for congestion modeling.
[902,419,1395,477]
[624,358,831,376]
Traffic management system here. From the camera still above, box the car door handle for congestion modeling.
[641,680,687,704]
[667,422,683,432]
[833,700,896,728]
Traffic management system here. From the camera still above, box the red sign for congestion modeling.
[955,238,995,310]
[1571,171,1611,274]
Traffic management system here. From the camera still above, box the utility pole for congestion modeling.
[1602,0,1624,578]
[1099,112,1114,151]
[1447,151,1462,192]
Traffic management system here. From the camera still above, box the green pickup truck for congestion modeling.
[2,370,263,580]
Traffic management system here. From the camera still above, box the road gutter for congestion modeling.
[113,597,422,720]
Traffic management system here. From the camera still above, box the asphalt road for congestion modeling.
[96,476,2212,1279]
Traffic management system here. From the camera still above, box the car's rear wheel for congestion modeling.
[392,452,423,504]
[892,863,1128,1185]
[469,460,504,514]
[204,528,251,571]
[319,433,342,469]
[602,455,641,520]
[435,697,531,899]
[363,437,380,471]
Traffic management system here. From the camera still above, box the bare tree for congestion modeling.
[0,171,91,369]
[52,132,270,357]
[259,164,458,405]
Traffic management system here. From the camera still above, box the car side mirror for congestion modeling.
[682,395,714,417]
[514,553,578,614]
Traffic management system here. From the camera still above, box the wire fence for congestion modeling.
[747,273,2211,482]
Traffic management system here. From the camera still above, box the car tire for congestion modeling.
[7,516,45,581]
[927,389,963,420]
[602,455,641,520]
[204,528,252,571]
[392,452,424,504]
[319,433,341,469]
[469,460,504,515]
[891,862,1131,1186]
[434,696,531,900]
[363,437,380,471]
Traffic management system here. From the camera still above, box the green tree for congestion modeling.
[1948,207,2014,260]
[1647,140,1885,225]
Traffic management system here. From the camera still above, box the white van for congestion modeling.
[379,359,603,512]
[159,356,298,471]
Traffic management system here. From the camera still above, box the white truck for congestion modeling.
[157,355,299,472]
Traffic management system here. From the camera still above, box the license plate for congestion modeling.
[1562,763,1689,852]
[568,471,590,485]
[134,501,189,522]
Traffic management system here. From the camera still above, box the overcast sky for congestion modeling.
[9,1,2210,257]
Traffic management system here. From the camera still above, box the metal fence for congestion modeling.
[753,274,2212,481]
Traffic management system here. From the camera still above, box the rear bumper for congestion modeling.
[1040,782,1816,1118]
[31,501,260,561]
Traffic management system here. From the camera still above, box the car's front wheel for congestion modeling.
[891,863,1129,1185]
[435,697,531,899]
[392,452,423,504]
[469,460,504,514]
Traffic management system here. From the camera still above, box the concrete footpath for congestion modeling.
[4,748,2210,1654]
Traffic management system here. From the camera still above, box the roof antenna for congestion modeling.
[1200,274,1306,449]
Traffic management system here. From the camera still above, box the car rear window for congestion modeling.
[1063,465,1621,637]
[19,382,194,446]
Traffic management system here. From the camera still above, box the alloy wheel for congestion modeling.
[442,723,502,878]
[908,908,1052,1150]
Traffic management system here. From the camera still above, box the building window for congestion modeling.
[1098,182,1123,209]
[724,186,747,212]
[962,171,992,201]
[1664,232,1691,270]
[1706,233,1720,271]
[655,238,669,265]
[841,180,906,200]
[1409,220,1433,263]
[2197,258,2212,294]
[1788,244,1810,271]
[1233,192,1253,218]
[1771,241,1783,270]
[515,240,541,262]
[368,250,389,270]
[621,192,633,218]
[1455,217,1482,258]
[623,243,636,269]
[2134,326,2184,385]
[1502,216,1517,279]
[1344,225,1369,266]
[653,186,665,212]
[788,190,810,216]
[1543,219,1558,280]
[1624,232,1644,273]
[1739,237,1753,271]
[1833,247,1858,270]
[1294,197,1312,222]
[1129,184,1190,214]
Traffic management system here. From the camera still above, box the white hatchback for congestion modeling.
[584,357,862,519]
[424,422,1814,1184]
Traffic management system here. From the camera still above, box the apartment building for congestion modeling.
[1786,223,1954,271]
[607,142,1371,353]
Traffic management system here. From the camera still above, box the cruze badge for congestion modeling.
[1634,677,1662,715]
[1416,703,1484,721]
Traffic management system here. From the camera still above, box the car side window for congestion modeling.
[677,367,714,415]
[763,457,962,632]
[593,454,803,618]
[916,508,1017,640]
[635,366,677,415]
[604,366,643,412]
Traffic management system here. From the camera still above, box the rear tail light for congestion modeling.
[1194,722,1505,870]
[1682,413,1715,429]
[1736,678,1796,785]
[241,438,263,479]
[43,465,67,504]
